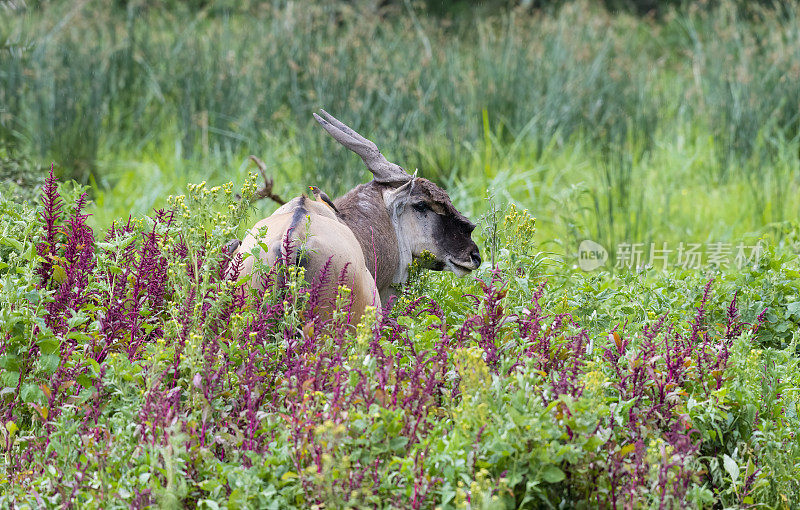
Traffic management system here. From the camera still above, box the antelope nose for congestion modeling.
[471,248,481,267]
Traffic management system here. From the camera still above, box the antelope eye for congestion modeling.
[412,202,429,213]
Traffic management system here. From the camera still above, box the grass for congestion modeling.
[2,1,800,256]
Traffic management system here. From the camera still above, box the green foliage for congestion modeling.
[2,0,800,254]
[1,180,799,508]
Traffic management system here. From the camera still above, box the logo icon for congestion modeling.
[578,240,608,271]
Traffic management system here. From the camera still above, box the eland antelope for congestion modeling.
[231,110,481,322]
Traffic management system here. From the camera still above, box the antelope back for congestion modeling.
[231,196,380,323]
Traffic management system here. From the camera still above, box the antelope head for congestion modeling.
[383,176,480,276]
[313,110,481,292]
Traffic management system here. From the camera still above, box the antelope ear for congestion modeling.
[382,178,416,216]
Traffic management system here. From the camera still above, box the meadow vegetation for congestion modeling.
[2,0,800,250]
[1,0,800,508]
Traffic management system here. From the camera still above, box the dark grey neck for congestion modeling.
[334,181,399,295]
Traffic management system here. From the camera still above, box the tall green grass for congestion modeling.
[2,0,799,258]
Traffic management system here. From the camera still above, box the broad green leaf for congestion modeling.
[67,314,88,329]
[21,383,44,404]
[77,374,94,389]
[67,331,92,343]
[389,436,408,451]
[542,464,565,483]
[5,421,19,436]
[40,354,60,375]
[198,479,220,491]
[583,435,605,452]
[0,237,23,251]
[85,358,101,376]
[38,335,60,355]
[0,355,20,372]
[723,454,740,485]
[23,290,39,304]
[228,488,246,509]
[52,265,67,284]
[618,443,636,457]
[785,301,800,319]
[1,370,19,388]
[440,489,456,505]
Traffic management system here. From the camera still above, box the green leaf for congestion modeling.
[67,314,88,329]
[198,479,220,491]
[1,370,19,388]
[0,355,20,372]
[723,454,740,485]
[785,301,800,319]
[583,434,605,452]
[0,237,23,251]
[542,464,565,483]
[280,471,298,481]
[228,488,246,509]
[199,500,220,510]
[8,318,25,340]
[67,331,92,343]
[85,358,101,376]
[52,265,67,284]
[97,234,136,252]
[77,374,94,389]
[440,488,456,505]
[388,436,408,451]
[21,383,44,404]
[38,335,60,355]
[106,264,124,275]
[618,443,636,458]
[5,421,19,436]
[24,290,40,305]
[39,354,60,375]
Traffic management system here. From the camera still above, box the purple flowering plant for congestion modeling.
[0,172,798,508]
